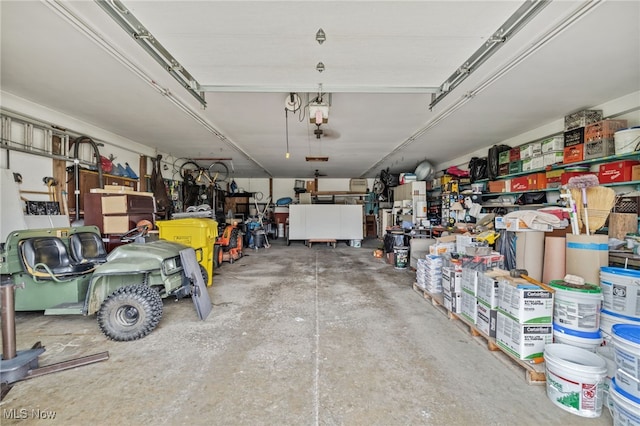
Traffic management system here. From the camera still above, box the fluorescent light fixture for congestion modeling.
[306,156,329,162]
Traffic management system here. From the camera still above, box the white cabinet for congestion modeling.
[392,181,426,225]
[289,205,364,241]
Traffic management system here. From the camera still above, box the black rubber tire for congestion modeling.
[227,228,239,250]
[214,244,222,268]
[199,264,208,286]
[207,161,229,182]
[97,285,163,341]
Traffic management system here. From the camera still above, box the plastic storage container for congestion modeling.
[156,218,219,286]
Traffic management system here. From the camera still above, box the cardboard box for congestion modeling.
[520,144,533,159]
[560,170,596,186]
[461,268,478,295]
[521,158,533,172]
[444,291,463,314]
[527,172,547,190]
[541,136,564,153]
[101,195,128,214]
[349,178,368,192]
[509,148,520,162]
[448,267,462,293]
[509,161,522,175]
[563,144,584,164]
[544,151,564,166]
[461,289,477,324]
[488,180,506,193]
[564,127,585,147]
[498,277,554,323]
[633,165,640,181]
[456,235,477,254]
[476,301,498,338]
[496,311,552,360]
[461,252,504,272]
[510,176,529,192]
[477,269,509,308]
[599,160,640,183]
[103,216,134,234]
[498,163,509,176]
[498,150,511,165]
[531,155,544,170]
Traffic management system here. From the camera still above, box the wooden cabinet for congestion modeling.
[67,169,138,215]
[84,192,154,234]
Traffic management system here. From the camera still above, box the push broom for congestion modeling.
[567,175,600,235]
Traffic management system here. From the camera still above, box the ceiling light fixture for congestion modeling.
[316,62,325,73]
[316,28,326,45]
[306,156,329,162]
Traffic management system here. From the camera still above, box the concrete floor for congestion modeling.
[1,237,612,425]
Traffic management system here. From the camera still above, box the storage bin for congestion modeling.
[156,218,219,286]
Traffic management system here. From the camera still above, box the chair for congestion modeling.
[70,232,108,264]
[20,237,94,278]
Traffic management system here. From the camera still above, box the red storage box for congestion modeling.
[563,144,584,164]
[511,176,529,192]
[509,148,520,162]
[599,160,640,183]
[561,171,596,186]
[528,172,547,190]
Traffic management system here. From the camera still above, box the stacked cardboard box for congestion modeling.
[459,253,505,325]
[476,269,510,338]
[496,276,554,361]
[443,265,462,313]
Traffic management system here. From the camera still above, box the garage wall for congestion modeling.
[435,91,640,171]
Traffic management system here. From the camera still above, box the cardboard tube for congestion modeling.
[543,236,566,284]
[515,231,545,282]
[565,234,608,285]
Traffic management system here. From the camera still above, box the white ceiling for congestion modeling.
[1,1,639,179]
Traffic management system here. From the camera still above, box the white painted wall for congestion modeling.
[435,91,640,171]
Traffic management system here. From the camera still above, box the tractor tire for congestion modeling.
[214,244,223,267]
[97,285,163,341]
[199,264,209,286]
[227,228,239,250]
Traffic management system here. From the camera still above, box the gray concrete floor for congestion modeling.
[1,237,611,425]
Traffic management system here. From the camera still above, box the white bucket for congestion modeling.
[600,267,640,318]
[601,309,640,345]
[616,367,640,399]
[350,239,362,248]
[614,127,640,155]
[609,378,640,426]
[277,223,284,238]
[597,345,618,412]
[544,343,608,417]
[612,324,640,379]
[550,280,602,333]
[554,323,603,352]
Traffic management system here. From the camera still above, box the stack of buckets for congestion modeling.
[599,267,640,423]
[544,279,608,417]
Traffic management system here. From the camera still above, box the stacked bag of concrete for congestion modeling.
[476,269,510,338]
[416,255,443,293]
